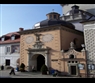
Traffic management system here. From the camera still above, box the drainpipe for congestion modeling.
[85,50,89,77]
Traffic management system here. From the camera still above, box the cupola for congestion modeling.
[46,9,60,20]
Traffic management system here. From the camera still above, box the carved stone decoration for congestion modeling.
[70,42,74,49]
[34,33,41,42]
[33,33,47,49]
[33,41,44,49]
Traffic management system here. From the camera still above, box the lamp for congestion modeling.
[81,44,85,48]
[81,44,85,51]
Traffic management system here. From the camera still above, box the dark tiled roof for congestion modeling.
[5,32,20,36]
[0,31,20,44]
[40,19,75,29]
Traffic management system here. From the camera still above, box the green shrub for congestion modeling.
[41,64,48,74]
[20,63,25,72]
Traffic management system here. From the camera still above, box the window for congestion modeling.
[50,15,52,19]
[6,47,10,53]
[1,37,5,41]
[69,54,74,59]
[11,35,15,40]
[68,61,71,63]
[54,15,56,19]
[72,61,74,63]
[5,59,10,66]
[73,38,78,45]
[75,61,78,63]
[11,45,20,53]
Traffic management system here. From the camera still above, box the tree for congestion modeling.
[20,63,25,72]
[41,64,48,75]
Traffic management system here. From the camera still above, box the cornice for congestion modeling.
[19,24,83,36]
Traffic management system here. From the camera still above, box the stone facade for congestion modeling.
[19,25,87,77]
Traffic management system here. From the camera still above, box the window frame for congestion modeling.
[11,45,20,53]
[11,35,15,40]
[1,37,5,41]
[11,34,15,40]
[6,46,11,54]
[69,54,75,59]
[50,15,52,19]
[54,15,57,19]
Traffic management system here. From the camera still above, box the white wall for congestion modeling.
[72,23,84,32]
[83,23,95,64]
[0,43,20,68]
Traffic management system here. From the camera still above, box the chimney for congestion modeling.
[19,28,24,31]
[71,5,80,15]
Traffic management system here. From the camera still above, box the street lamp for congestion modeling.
[81,44,85,48]
[81,44,85,51]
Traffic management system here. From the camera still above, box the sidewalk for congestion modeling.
[0,69,80,78]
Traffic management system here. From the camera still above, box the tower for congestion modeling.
[60,4,95,15]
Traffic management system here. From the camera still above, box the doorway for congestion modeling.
[5,59,10,66]
[37,55,45,71]
[70,66,76,75]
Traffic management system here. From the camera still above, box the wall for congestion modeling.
[83,23,95,64]
[61,26,84,50]
[20,25,84,72]
[20,27,61,68]
[0,43,20,68]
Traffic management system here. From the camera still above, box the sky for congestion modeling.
[0,4,62,36]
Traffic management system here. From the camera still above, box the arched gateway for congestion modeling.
[27,50,49,71]
[26,33,50,71]
[30,54,45,71]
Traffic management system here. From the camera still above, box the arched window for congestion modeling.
[69,54,74,59]
[73,38,78,45]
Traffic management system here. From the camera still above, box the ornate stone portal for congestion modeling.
[26,33,50,71]
[62,42,87,77]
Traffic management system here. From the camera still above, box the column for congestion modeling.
[45,55,47,66]
[45,53,49,67]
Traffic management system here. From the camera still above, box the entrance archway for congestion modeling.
[37,55,45,71]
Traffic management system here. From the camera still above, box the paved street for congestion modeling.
[0,69,80,78]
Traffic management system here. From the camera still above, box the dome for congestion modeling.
[33,19,75,29]
[32,11,75,29]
